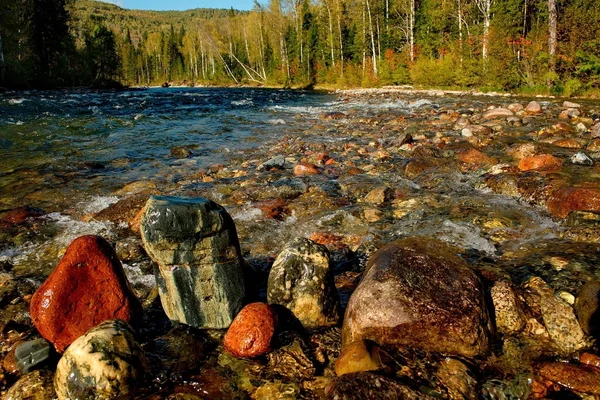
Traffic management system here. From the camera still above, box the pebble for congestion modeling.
[571,152,594,166]
[517,154,562,171]
[490,280,526,335]
[525,101,542,114]
[538,361,600,395]
[2,370,56,400]
[223,302,276,358]
[30,235,143,352]
[483,107,514,119]
[293,162,320,176]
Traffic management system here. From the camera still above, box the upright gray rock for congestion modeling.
[141,196,245,329]
[54,320,146,400]
[342,237,491,358]
[267,237,340,328]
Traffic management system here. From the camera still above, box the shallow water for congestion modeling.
[2,87,600,398]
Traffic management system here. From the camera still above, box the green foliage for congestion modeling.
[410,57,457,88]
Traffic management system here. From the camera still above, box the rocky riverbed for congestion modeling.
[1,88,600,399]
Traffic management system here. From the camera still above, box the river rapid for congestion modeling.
[1,87,600,398]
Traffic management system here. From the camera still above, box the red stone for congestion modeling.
[257,199,289,220]
[293,162,320,176]
[0,207,44,225]
[518,154,562,171]
[30,235,142,352]
[547,186,600,218]
[223,302,276,358]
[457,148,495,165]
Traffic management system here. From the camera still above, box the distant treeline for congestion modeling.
[1,0,599,95]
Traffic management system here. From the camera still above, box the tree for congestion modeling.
[475,0,493,60]
[84,23,120,86]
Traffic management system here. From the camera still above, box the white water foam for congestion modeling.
[231,99,254,106]
[437,220,497,256]
[80,195,120,215]
[8,98,26,105]
[268,119,286,125]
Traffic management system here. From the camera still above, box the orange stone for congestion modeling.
[30,235,142,352]
[223,303,276,358]
[457,148,495,165]
[587,139,600,152]
[293,162,320,176]
[580,353,600,371]
[518,154,562,171]
[552,138,584,149]
[547,186,600,218]
[538,362,600,395]
[257,199,289,220]
[0,207,43,225]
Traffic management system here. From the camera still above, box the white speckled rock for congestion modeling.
[54,319,146,400]
[491,280,526,335]
[267,237,340,328]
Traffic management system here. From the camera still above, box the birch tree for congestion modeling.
[475,0,493,60]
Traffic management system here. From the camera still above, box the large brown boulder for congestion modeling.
[342,237,491,358]
[30,235,142,353]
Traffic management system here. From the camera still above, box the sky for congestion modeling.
[99,0,258,11]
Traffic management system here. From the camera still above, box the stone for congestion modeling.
[559,108,581,119]
[293,162,319,176]
[571,152,594,166]
[517,154,562,171]
[525,101,542,114]
[576,281,600,336]
[508,103,524,112]
[437,358,478,400]
[141,196,245,329]
[330,372,434,399]
[580,352,600,370]
[334,340,383,376]
[507,142,538,160]
[588,139,600,151]
[538,362,600,395]
[223,302,276,358]
[30,235,143,353]
[0,206,44,225]
[483,107,514,119]
[267,336,316,380]
[342,237,491,358]
[252,382,300,399]
[258,155,287,171]
[524,277,588,355]
[461,125,492,137]
[3,370,56,400]
[15,339,52,373]
[553,138,584,148]
[363,186,392,206]
[54,319,146,400]
[457,148,495,165]
[563,101,581,108]
[591,123,600,139]
[170,146,192,158]
[490,280,526,335]
[547,186,600,218]
[576,122,588,133]
[267,237,340,328]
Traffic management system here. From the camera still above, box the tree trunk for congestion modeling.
[410,0,415,62]
[337,0,344,76]
[325,0,335,66]
[365,0,377,75]
[548,0,557,71]
[475,0,492,61]
[457,0,463,66]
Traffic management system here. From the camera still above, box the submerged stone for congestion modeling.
[54,319,146,400]
[491,280,526,335]
[3,370,56,400]
[223,302,276,358]
[547,186,600,218]
[334,339,383,376]
[267,237,340,328]
[576,281,600,337]
[15,339,52,373]
[30,235,143,353]
[330,372,434,399]
[342,237,491,357]
[141,196,245,329]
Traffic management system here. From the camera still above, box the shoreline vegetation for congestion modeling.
[1,0,600,97]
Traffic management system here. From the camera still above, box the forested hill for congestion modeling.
[1,0,600,96]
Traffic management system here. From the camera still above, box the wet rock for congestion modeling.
[483,107,513,119]
[170,146,192,159]
[560,108,581,119]
[0,206,44,225]
[89,193,151,229]
[563,101,581,108]
[491,280,526,335]
[267,237,340,328]
[140,196,245,329]
[553,138,584,148]
[334,340,383,376]
[517,154,562,171]
[54,319,146,400]
[253,381,300,399]
[0,272,18,307]
[461,125,492,137]
[436,358,477,400]
[258,155,287,171]
[524,277,588,354]
[537,362,600,395]
[591,123,600,138]
[321,111,346,120]
[576,281,600,336]
[223,302,276,358]
[457,148,495,166]
[267,336,316,380]
[30,235,143,352]
[571,152,594,166]
[508,103,524,113]
[293,162,320,176]
[3,370,56,400]
[525,101,543,114]
[588,139,600,151]
[547,186,600,218]
[580,352,600,369]
[363,186,392,206]
[342,237,491,357]
[15,339,52,373]
[329,372,433,399]
[576,122,588,133]
[507,142,538,160]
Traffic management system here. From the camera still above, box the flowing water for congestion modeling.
[2,87,600,397]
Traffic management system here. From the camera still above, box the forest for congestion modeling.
[0,0,599,95]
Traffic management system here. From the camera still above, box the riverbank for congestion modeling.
[1,88,600,398]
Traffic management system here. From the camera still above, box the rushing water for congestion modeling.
[2,87,600,397]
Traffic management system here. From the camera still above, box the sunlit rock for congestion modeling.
[267,237,340,328]
[141,196,245,329]
[342,237,491,357]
